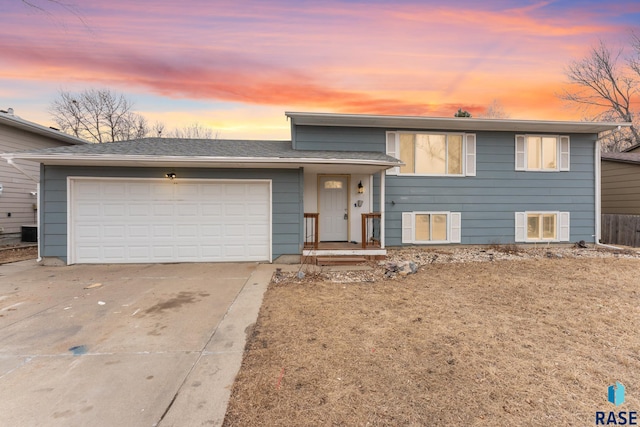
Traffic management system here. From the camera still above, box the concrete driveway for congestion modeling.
[0,260,273,426]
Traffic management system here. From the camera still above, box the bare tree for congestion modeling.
[482,99,511,119]
[166,122,219,139]
[49,89,153,143]
[151,121,166,138]
[560,38,640,152]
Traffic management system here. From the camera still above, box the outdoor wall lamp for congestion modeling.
[357,181,364,194]
[165,172,176,179]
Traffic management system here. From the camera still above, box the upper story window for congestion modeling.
[386,131,476,176]
[516,135,570,172]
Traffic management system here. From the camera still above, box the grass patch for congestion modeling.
[224,258,640,426]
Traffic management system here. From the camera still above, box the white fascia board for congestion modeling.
[1,153,400,168]
[286,111,631,134]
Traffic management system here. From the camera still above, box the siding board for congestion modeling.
[601,160,640,215]
[1,123,77,234]
[384,131,596,245]
[41,166,303,262]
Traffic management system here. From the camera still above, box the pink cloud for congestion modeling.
[1,0,636,123]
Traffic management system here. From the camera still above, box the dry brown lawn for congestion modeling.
[0,246,37,264]
[225,256,640,426]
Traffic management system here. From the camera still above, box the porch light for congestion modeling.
[357,181,365,194]
[165,172,176,179]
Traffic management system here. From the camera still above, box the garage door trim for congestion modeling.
[67,177,273,264]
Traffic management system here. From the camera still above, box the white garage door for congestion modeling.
[69,178,271,264]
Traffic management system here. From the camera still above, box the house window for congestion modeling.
[386,132,476,176]
[323,180,343,189]
[516,135,570,171]
[402,211,461,244]
[515,212,570,242]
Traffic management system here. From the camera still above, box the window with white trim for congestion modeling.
[515,212,570,242]
[402,212,461,244]
[386,132,476,176]
[515,135,570,171]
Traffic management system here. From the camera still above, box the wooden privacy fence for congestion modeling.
[601,214,640,247]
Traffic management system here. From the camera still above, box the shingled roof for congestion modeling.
[601,152,640,165]
[2,138,401,168]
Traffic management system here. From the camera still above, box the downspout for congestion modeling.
[380,172,385,249]
[594,139,601,244]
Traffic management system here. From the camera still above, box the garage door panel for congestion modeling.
[176,225,198,238]
[77,203,100,217]
[152,225,174,238]
[103,246,128,261]
[103,225,125,239]
[176,204,198,216]
[128,182,153,196]
[103,182,127,197]
[152,203,175,216]
[128,225,150,238]
[76,225,100,239]
[200,203,222,216]
[103,203,126,217]
[71,179,271,264]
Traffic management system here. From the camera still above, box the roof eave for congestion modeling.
[1,153,401,168]
[285,111,631,134]
[0,114,88,145]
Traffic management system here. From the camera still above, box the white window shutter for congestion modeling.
[558,212,570,241]
[402,212,413,243]
[465,134,476,176]
[386,132,399,175]
[559,136,570,171]
[515,135,526,171]
[449,212,462,243]
[515,212,526,242]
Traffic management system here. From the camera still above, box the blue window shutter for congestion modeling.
[515,135,526,171]
[465,134,476,176]
[559,136,570,171]
[515,212,526,242]
[449,212,462,243]
[386,132,399,175]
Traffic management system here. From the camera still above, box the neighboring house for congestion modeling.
[1,112,626,265]
[601,152,640,215]
[0,109,87,239]
[623,142,640,153]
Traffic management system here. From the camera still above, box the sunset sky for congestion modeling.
[1,0,639,139]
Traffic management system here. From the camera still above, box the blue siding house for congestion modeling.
[2,112,625,265]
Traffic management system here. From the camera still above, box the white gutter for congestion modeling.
[0,153,401,167]
[595,139,601,243]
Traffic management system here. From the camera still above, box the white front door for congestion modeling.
[319,175,348,241]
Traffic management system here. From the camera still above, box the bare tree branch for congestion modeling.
[481,99,511,119]
[559,38,640,151]
[166,123,219,139]
[49,88,155,143]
